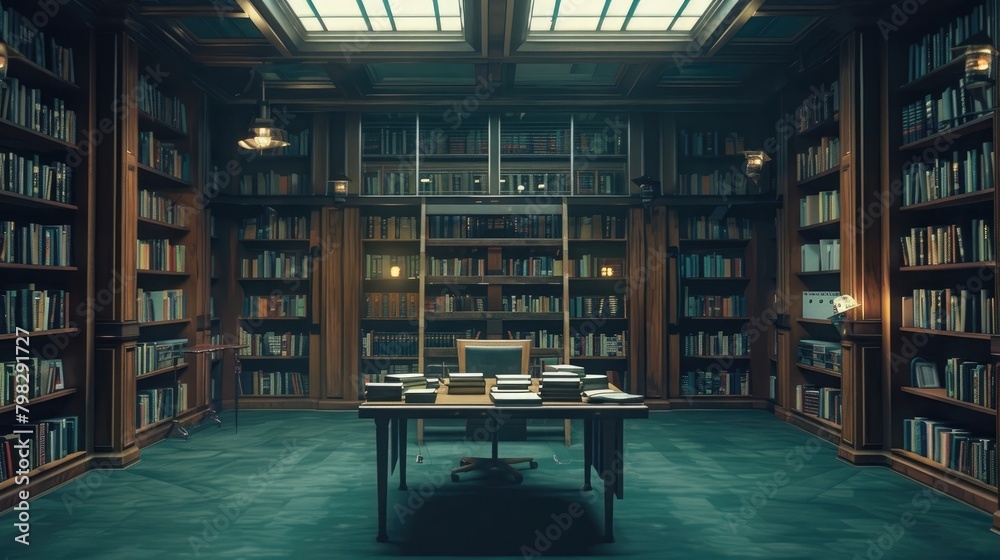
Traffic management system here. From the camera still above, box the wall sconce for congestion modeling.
[828,294,860,338]
[237,81,290,153]
[953,33,996,90]
[390,265,401,278]
[0,43,8,82]
[327,173,351,202]
[600,266,613,277]
[742,150,771,183]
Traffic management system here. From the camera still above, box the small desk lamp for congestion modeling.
[829,294,860,338]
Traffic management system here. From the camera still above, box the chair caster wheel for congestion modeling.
[529,461,538,469]
[451,474,460,482]
[459,459,470,466]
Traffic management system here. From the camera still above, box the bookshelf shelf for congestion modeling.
[239,355,309,360]
[682,316,752,321]
[899,387,996,416]
[570,355,627,360]
[899,113,994,152]
[138,319,190,328]
[899,189,995,212]
[423,311,565,321]
[678,238,751,247]
[238,316,308,322]
[796,165,843,187]
[897,55,965,94]
[137,217,190,235]
[891,449,997,494]
[790,409,842,432]
[0,118,79,153]
[797,219,840,235]
[796,115,840,138]
[424,276,562,285]
[796,363,842,378]
[569,316,627,321]
[136,362,189,381]
[568,276,626,282]
[899,261,996,272]
[0,388,77,414]
[898,327,994,340]
[425,238,562,248]
[680,276,750,282]
[8,48,79,92]
[137,110,188,139]
[237,277,310,282]
[683,355,752,360]
[0,190,78,211]
[136,163,191,189]
[796,270,840,277]
[0,328,80,341]
[0,264,78,272]
[137,269,190,277]
[0,452,87,493]
[361,356,419,361]
[238,238,310,245]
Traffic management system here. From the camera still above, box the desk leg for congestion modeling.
[375,417,390,542]
[582,419,593,491]
[398,418,408,490]
[391,419,399,477]
[600,419,621,543]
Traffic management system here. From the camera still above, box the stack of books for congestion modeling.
[404,388,438,403]
[386,373,426,393]
[446,372,485,394]
[543,363,586,378]
[539,372,582,401]
[365,382,403,401]
[582,389,643,404]
[582,374,608,391]
[490,390,542,406]
[493,374,532,392]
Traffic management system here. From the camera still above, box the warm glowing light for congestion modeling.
[390,266,401,278]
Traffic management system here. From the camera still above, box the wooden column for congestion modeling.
[91,25,140,467]
[321,206,361,402]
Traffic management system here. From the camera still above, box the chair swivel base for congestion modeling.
[451,456,538,483]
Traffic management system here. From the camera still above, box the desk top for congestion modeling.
[358,379,648,420]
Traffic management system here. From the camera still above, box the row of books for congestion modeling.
[137,288,186,323]
[795,385,842,425]
[426,215,563,239]
[682,331,749,357]
[0,80,77,143]
[421,128,488,155]
[136,339,187,376]
[677,169,750,197]
[136,386,187,429]
[239,370,309,396]
[680,217,752,240]
[682,293,747,318]
[0,6,76,81]
[139,189,188,227]
[427,171,496,194]
[425,256,485,276]
[568,332,626,357]
[798,339,843,372]
[0,417,78,481]
[237,329,309,357]
[499,256,561,277]
[365,254,420,280]
[0,287,68,333]
[795,80,840,132]
[900,81,994,146]
[363,215,420,240]
[507,330,561,349]
[363,292,418,319]
[567,215,626,240]
[500,172,569,195]
[239,214,309,240]
[362,127,415,155]
[902,417,996,486]
[137,75,187,132]
[899,221,994,267]
[0,152,73,204]
[243,295,308,318]
[136,239,186,272]
[799,190,840,227]
[795,137,841,181]
[574,170,624,195]
[423,330,481,348]
[900,143,994,206]
[263,129,310,156]
[239,250,310,279]
[902,289,996,333]
[499,130,572,155]
[0,221,72,266]
[362,170,415,196]
[942,358,997,409]
[138,131,190,181]
[678,130,745,157]
[565,256,623,278]
[680,253,744,278]
[578,129,626,156]
[801,239,841,272]
[680,370,750,396]
[568,295,624,318]
[0,359,65,406]
[361,331,419,357]
[905,0,996,83]
[499,295,561,313]
[237,171,308,196]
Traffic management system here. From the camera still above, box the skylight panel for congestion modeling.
[527,0,716,34]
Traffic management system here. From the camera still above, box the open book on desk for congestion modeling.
[582,389,644,404]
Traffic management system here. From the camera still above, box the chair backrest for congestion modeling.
[456,338,531,377]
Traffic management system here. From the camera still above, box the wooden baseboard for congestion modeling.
[0,451,89,512]
[993,511,1000,534]
[888,450,997,515]
[837,447,889,466]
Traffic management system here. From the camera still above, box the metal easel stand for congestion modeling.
[167,355,189,440]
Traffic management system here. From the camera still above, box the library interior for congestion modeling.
[0,0,999,558]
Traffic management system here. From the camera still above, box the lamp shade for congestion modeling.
[0,43,8,81]
[238,101,291,152]
[952,33,996,89]
[830,294,860,317]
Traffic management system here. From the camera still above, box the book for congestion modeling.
[582,389,644,404]
[489,389,542,406]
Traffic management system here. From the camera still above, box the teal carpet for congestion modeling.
[0,410,997,559]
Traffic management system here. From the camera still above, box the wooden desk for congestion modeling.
[184,344,248,432]
[358,383,648,543]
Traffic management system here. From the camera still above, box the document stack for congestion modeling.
[539,372,582,401]
[582,374,609,391]
[386,373,426,393]
[583,389,643,404]
[446,372,485,394]
[404,388,438,403]
[365,382,403,401]
[493,374,532,392]
[490,390,542,406]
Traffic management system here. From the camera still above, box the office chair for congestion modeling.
[451,338,538,483]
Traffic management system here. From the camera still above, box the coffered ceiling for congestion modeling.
[118,0,889,109]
